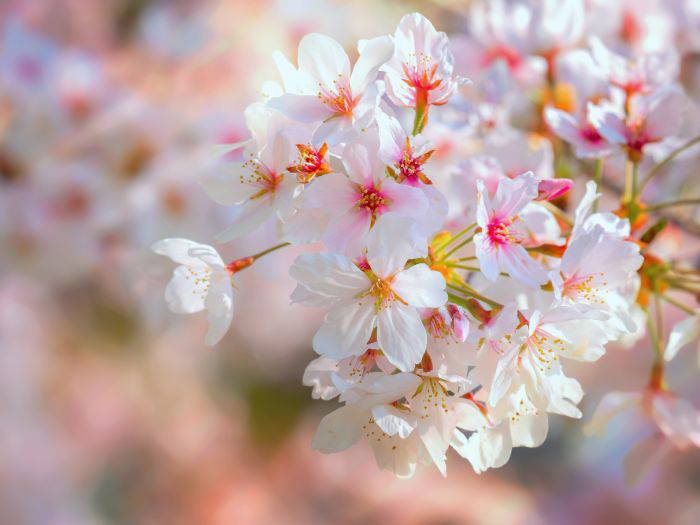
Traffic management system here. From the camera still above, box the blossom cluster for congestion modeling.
[153,3,700,479]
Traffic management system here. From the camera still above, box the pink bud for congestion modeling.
[536,178,573,201]
[447,304,469,342]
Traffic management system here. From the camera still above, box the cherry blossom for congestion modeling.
[474,171,548,286]
[151,238,234,346]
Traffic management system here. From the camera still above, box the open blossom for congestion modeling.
[551,225,643,334]
[199,103,299,242]
[151,239,233,346]
[312,372,423,477]
[291,215,447,371]
[382,13,465,114]
[268,33,393,144]
[296,140,429,254]
[474,171,548,287]
[588,84,687,160]
[312,363,486,476]
[488,304,602,418]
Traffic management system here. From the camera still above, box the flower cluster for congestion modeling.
[153,5,700,479]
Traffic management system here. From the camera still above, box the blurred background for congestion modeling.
[0,1,699,524]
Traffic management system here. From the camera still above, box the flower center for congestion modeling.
[241,158,283,199]
[483,45,522,70]
[402,53,442,105]
[288,143,332,184]
[525,327,565,370]
[581,124,604,144]
[365,276,407,311]
[562,272,607,304]
[317,76,357,116]
[356,185,388,226]
[486,216,518,246]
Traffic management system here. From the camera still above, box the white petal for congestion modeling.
[313,298,376,359]
[290,252,368,302]
[215,200,274,242]
[392,264,447,308]
[298,33,351,88]
[163,265,208,314]
[267,93,329,123]
[152,238,215,267]
[312,404,365,453]
[366,213,426,278]
[376,302,426,371]
[199,158,257,206]
[350,35,394,94]
[204,273,234,346]
[303,356,340,400]
[665,315,700,362]
[511,411,548,447]
[371,405,417,438]
[375,109,404,164]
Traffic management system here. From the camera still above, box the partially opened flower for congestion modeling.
[152,238,234,346]
[311,372,424,478]
[382,13,466,130]
[551,225,643,335]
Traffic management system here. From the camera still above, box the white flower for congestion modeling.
[452,385,548,473]
[474,171,548,287]
[290,215,447,371]
[199,103,299,242]
[268,33,393,144]
[551,225,643,335]
[488,305,602,417]
[293,140,429,254]
[151,238,234,346]
[311,372,424,478]
[588,84,687,160]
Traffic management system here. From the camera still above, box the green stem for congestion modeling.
[434,223,477,253]
[627,161,640,224]
[443,234,476,259]
[447,283,502,308]
[412,103,428,136]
